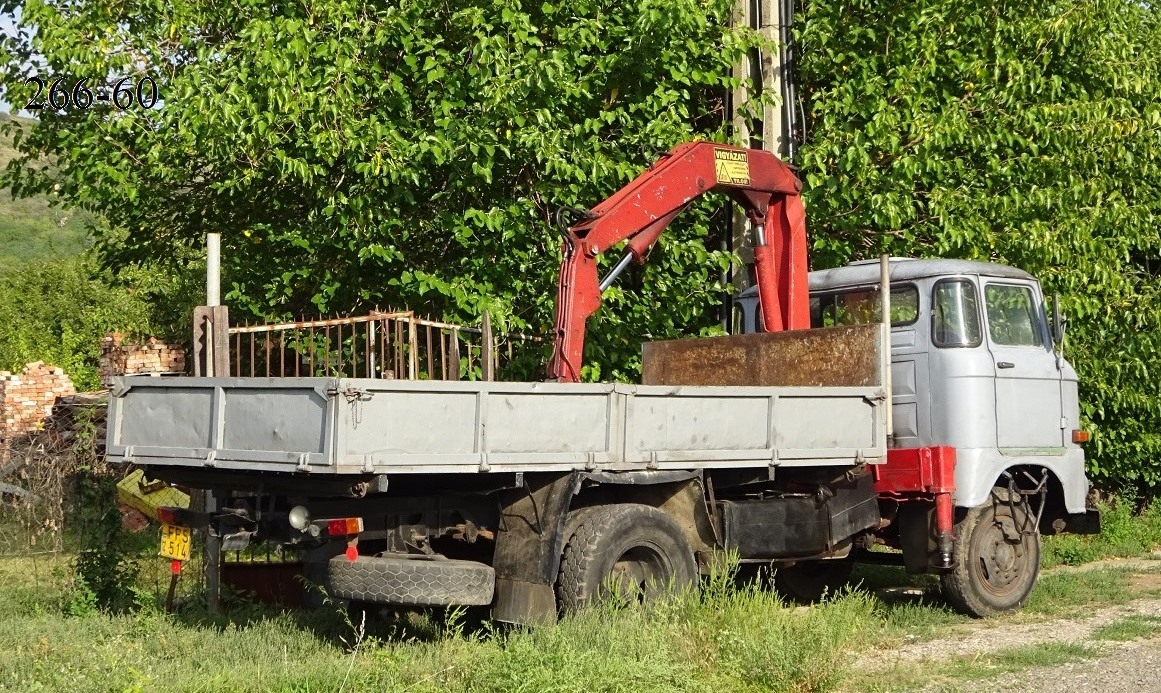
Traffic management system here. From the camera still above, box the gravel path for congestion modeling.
[972,637,1161,693]
[853,557,1161,690]
[863,597,1161,671]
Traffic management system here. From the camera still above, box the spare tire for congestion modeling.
[327,554,495,607]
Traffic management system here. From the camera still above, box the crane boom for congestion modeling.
[546,141,810,382]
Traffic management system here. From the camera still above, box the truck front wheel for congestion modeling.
[557,504,697,612]
[940,488,1040,617]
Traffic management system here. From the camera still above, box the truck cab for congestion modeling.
[738,257,1094,542]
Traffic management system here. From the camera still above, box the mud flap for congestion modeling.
[491,472,582,625]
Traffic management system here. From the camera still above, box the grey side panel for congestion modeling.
[222,387,328,453]
[116,386,214,449]
[107,377,887,476]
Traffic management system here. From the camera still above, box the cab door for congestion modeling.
[983,281,1064,449]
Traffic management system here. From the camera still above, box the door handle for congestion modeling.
[997,361,1015,369]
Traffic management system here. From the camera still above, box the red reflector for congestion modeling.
[170,560,183,575]
[326,517,364,536]
[345,545,358,561]
[1072,429,1091,444]
[157,507,179,525]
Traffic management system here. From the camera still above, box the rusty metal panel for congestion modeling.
[641,324,882,388]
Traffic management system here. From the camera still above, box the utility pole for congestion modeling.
[726,0,797,327]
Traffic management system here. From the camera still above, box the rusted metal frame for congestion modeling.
[425,324,435,379]
[325,325,332,377]
[378,318,387,378]
[366,319,373,378]
[439,330,449,380]
[309,325,316,376]
[394,317,404,378]
[407,317,418,379]
[227,311,412,334]
[234,331,242,376]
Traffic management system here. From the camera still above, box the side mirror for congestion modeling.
[1051,294,1067,345]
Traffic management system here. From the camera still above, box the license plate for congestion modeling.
[160,523,192,561]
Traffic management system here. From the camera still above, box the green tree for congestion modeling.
[797,0,1161,490]
[1,0,762,381]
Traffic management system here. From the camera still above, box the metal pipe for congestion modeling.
[599,252,635,292]
[880,254,893,447]
[751,223,767,247]
[204,232,222,614]
[206,233,221,307]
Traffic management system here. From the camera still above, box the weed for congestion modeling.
[860,641,1097,693]
[1091,614,1161,642]
[1025,567,1138,616]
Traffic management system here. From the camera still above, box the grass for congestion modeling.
[0,558,879,693]
[1091,615,1161,642]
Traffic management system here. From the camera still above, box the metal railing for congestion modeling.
[227,310,544,381]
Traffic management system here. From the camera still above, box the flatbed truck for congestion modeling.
[106,142,1097,624]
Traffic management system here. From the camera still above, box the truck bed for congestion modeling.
[105,377,887,475]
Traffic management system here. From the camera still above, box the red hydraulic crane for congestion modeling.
[546,141,811,382]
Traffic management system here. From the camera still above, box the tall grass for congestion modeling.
[0,557,876,693]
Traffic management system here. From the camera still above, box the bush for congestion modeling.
[0,254,186,390]
[1042,497,1161,567]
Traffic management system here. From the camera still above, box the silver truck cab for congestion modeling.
[737,257,1091,518]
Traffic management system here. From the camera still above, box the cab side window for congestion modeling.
[984,284,1043,347]
[811,286,919,328]
[932,280,982,347]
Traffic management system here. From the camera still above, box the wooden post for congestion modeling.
[481,309,495,382]
[450,328,462,379]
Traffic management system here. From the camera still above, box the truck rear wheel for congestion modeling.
[774,556,855,604]
[557,504,697,612]
[940,488,1040,617]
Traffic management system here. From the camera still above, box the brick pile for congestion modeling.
[0,362,76,441]
[100,332,186,387]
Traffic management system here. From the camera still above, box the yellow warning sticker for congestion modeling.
[714,148,750,186]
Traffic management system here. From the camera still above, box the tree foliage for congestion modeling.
[797,0,1161,490]
[0,255,175,390]
[1,0,761,381]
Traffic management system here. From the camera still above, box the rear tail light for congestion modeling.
[1072,429,1091,444]
[325,517,364,536]
[156,507,181,525]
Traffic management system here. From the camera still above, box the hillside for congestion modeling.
[0,112,91,273]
